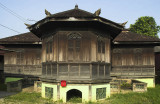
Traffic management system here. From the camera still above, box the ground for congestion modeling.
[0,85,160,104]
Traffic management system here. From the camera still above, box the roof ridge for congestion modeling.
[0,32,30,40]
[113,30,160,42]
[0,32,41,43]
[50,8,95,18]
[128,31,160,39]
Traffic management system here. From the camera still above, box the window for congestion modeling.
[97,38,105,54]
[134,49,142,65]
[46,40,53,61]
[96,88,106,100]
[68,32,81,61]
[68,32,81,51]
[45,87,53,98]
[136,84,144,89]
[16,52,24,65]
[46,41,53,54]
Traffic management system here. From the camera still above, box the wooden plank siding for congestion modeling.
[42,31,111,63]
[41,31,111,81]
[4,48,42,76]
[111,48,155,77]
[41,62,110,80]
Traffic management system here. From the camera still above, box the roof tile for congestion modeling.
[0,32,41,43]
[113,30,160,42]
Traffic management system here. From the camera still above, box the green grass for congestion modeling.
[68,97,82,103]
[2,85,160,104]
[106,85,160,104]
[5,77,23,83]
[4,92,53,104]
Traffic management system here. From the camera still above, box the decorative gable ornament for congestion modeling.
[94,8,101,16]
[45,9,52,17]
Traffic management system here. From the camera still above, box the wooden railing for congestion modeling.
[4,64,42,76]
[41,62,110,80]
[111,65,155,76]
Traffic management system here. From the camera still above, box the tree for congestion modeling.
[130,16,160,37]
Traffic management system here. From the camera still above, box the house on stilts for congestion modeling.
[1,5,160,103]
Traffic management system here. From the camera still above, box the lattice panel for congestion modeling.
[45,87,53,98]
[96,88,106,100]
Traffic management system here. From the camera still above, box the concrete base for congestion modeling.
[7,80,22,92]
[34,81,42,92]
[42,82,110,103]
[135,78,155,88]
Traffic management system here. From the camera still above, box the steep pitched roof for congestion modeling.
[0,32,41,44]
[50,8,96,18]
[28,5,124,37]
[113,30,160,43]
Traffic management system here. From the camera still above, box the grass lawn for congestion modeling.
[105,84,160,104]
[5,77,23,83]
[2,85,160,104]
[4,92,54,104]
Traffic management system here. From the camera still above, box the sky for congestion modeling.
[0,0,160,38]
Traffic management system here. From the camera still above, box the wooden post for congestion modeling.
[90,64,92,79]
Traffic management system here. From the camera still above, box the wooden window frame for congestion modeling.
[97,39,105,54]
[68,32,82,61]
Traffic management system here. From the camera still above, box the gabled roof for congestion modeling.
[50,8,96,18]
[0,32,41,44]
[113,30,160,44]
[28,5,124,38]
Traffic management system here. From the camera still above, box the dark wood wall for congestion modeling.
[42,31,110,63]
[111,47,155,77]
[4,48,42,76]
[41,31,111,81]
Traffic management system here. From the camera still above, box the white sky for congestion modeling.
[0,0,160,38]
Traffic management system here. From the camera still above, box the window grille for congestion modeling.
[136,84,144,89]
[45,87,53,98]
[96,88,106,100]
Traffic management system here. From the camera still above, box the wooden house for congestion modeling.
[0,32,42,82]
[0,5,160,102]
[27,5,124,102]
[112,30,160,87]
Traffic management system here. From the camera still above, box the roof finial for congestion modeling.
[24,23,31,28]
[94,8,101,16]
[75,4,78,9]
[121,21,128,26]
[45,9,51,17]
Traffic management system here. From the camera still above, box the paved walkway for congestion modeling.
[0,91,17,98]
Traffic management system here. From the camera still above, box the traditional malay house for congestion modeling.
[0,5,160,103]
[26,5,124,102]
[111,30,160,87]
[0,32,42,83]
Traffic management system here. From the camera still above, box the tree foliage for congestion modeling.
[130,16,160,37]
